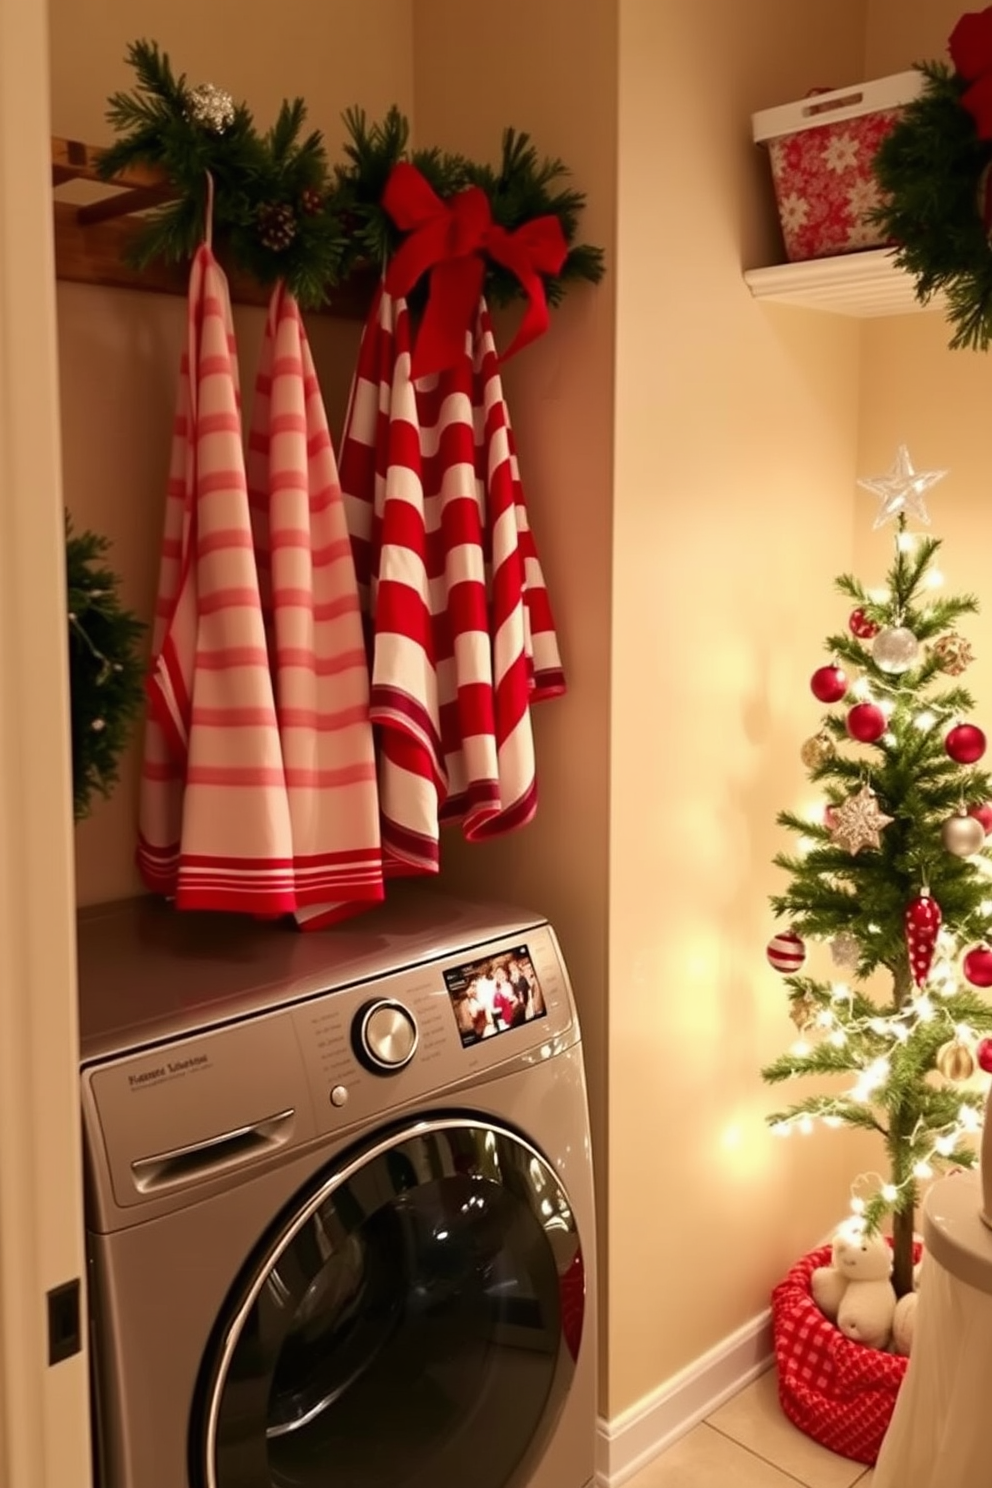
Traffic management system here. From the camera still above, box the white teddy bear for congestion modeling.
[811,1226,897,1350]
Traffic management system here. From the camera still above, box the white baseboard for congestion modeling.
[595,1310,774,1487]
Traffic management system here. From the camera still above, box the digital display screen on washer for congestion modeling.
[443,945,547,1047]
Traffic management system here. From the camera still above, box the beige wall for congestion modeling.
[607,0,872,1415]
[411,0,619,1401]
[50,1,415,903]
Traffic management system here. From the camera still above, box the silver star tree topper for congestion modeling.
[857,444,947,529]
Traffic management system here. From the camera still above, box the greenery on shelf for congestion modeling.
[873,61,992,351]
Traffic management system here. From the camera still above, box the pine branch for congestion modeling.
[65,513,146,820]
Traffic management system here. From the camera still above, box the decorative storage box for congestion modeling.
[752,72,923,263]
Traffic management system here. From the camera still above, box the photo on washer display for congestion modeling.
[443,946,547,1047]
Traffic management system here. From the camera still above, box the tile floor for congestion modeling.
[625,1369,874,1488]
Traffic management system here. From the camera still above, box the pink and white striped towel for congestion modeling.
[136,243,297,913]
[246,284,383,927]
[337,285,566,870]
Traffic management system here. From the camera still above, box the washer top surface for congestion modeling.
[76,882,548,1066]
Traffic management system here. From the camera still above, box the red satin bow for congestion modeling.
[382,161,568,380]
[950,6,992,138]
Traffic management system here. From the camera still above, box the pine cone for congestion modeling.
[300,188,323,217]
[257,202,297,252]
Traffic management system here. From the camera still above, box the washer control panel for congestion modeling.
[353,999,419,1074]
[292,922,574,1136]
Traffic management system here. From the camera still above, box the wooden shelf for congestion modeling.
[50,136,375,319]
[743,249,946,320]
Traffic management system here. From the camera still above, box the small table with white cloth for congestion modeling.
[874,1171,992,1488]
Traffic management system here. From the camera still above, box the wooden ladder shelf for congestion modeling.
[50,137,372,318]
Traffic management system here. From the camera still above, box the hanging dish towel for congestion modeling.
[338,285,566,871]
[247,284,383,926]
[136,237,296,913]
[440,298,565,837]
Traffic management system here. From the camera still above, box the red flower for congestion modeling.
[950,6,992,138]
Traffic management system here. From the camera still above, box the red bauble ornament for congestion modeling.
[977,1037,992,1074]
[849,607,880,639]
[846,702,887,743]
[766,929,807,974]
[811,664,848,703]
[969,803,992,835]
[945,723,988,764]
[905,891,942,987]
[963,943,992,988]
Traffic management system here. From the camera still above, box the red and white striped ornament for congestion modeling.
[905,891,942,987]
[766,928,807,975]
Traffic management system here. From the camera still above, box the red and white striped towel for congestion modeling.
[337,285,566,870]
[447,300,565,837]
[136,243,297,913]
[246,284,383,926]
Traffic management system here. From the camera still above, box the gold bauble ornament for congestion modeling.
[800,732,835,770]
[932,632,974,677]
[935,1039,976,1082]
[789,991,817,1031]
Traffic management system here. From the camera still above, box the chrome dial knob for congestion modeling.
[354,1000,418,1075]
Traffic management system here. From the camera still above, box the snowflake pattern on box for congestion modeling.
[767,107,903,262]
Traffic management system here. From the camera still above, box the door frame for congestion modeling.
[0,0,92,1484]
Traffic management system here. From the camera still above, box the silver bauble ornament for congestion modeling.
[941,809,986,858]
[936,1039,976,1082]
[830,931,861,971]
[800,732,835,770]
[872,625,920,674]
[186,82,236,134]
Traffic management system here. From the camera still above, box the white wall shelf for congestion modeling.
[744,249,945,320]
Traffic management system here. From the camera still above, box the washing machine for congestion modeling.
[77,886,597,1488]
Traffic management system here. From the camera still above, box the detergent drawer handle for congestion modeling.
[129,1108,296,1193]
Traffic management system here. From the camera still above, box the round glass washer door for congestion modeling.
[197,1118,586,1488]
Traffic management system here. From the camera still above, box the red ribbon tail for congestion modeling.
[500,268,552,362]
[410,256,485,380]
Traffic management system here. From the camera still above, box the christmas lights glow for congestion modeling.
[764,506,992,1302]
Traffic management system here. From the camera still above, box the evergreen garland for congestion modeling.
[872,60,992,351]
[66,518,146,821]
[99,41,605,312]
[100,41,347,306]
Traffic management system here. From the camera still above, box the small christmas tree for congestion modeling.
[764,447,992,1301]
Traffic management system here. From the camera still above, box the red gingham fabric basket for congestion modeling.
[772,1243,917,1466]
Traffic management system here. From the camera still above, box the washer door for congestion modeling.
[197,1118,585,1488]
